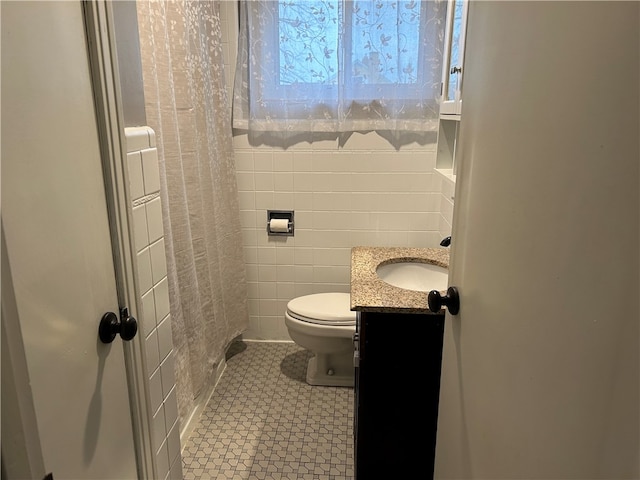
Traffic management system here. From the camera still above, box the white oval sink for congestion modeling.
[376,261,448,292]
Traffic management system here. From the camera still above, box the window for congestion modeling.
[233,0,446,138]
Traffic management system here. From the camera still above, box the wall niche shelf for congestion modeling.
[435,117,460,186]
[434,167,456,186]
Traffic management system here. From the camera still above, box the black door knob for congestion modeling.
[99,308,138,343]
[427,287,460,315]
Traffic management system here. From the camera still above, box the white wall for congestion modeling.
[219,2,451,341]
[112,0,146,127]
[438,176,455,240]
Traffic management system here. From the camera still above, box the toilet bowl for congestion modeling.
[285,292,357,387]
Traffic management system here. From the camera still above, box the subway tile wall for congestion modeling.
[439,177,455,241]
[232,135,444,340]
[219,3,452,341]
[125,126,182,480]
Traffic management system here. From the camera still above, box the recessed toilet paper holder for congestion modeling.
[267,210,294,236]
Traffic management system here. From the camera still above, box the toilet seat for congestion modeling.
[286,293,356,326]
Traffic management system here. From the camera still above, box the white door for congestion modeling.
[2,1,139,479]
[435,2,638,479]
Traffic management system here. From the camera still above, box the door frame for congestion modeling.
[82,1,155,478]
[0,0,157,479]
[1,1,154,477]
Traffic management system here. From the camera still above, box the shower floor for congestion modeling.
[181,341,355,480]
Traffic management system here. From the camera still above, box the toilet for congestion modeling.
[285,292,357,387]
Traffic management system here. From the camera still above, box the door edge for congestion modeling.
[82,2,156,478]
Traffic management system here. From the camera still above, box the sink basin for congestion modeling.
[376,261,448,292]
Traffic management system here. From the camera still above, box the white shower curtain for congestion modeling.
[136,0,249,425]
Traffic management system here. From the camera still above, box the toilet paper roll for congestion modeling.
[269,218,289,233]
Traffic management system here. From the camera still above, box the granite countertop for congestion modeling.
[350,246,450,313]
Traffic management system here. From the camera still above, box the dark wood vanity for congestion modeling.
[354,310,445,479]
[350,246,450,480]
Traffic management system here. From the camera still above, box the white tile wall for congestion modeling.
[233,133,444,340]
[438,175,456,241]
[125,126,182,480]
[219,3,453,341]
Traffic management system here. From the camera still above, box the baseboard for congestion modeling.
[179,359,226,445]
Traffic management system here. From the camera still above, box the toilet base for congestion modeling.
[306,354,355,387]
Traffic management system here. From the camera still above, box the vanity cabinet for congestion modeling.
[354,311,445,479]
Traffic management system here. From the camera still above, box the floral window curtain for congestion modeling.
[233,0,446,143]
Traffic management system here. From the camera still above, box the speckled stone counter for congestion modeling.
[350,246,450,313]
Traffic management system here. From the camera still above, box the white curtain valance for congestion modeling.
[233,0,446,142]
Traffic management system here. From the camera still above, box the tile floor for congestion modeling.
[181,341,355,480]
